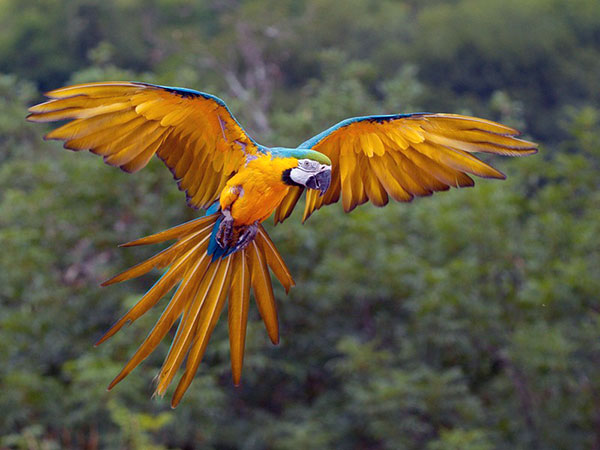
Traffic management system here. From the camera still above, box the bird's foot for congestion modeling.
[216,210,258,252]
[216,210,234,249]
[235,221,259,251]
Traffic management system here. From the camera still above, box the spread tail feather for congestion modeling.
[97,213,294,407]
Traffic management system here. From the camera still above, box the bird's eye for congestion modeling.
[300,160,315,170]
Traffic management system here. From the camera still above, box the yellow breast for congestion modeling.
[219,154,298,225]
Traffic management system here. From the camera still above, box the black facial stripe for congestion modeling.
[282,168,303,187]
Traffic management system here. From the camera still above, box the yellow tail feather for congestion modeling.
[228,251,251,386]
[98,213,294,405]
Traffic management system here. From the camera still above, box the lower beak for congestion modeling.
[306,168,331,196]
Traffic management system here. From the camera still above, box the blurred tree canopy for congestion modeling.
[1,0,599,449]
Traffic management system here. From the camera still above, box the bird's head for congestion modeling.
[280,149,331,196]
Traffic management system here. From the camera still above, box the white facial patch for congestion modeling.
[289,159,328,186]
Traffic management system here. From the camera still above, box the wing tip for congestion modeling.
[118,236,159,247]
[117,242,137,248]
[106,373,125,391]
[481,167,507,180]
[269,333,280,345]
[25,112,42,122]
[100,278,116,287]
[94,318,130,346]
[517,146,538,156]
[119,164,140,174]
[101,270,131,286]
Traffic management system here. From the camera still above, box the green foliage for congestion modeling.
[1,1,600,449]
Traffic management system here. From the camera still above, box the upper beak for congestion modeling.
[306,166,331,196]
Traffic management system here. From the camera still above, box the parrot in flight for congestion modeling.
[27,81,537,407]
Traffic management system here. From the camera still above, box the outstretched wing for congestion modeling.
[274,113,537,223]
[27,81,263,209]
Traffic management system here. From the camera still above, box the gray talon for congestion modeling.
[216,211,234,249]
[236,221,259,250]
[216,211,257,251]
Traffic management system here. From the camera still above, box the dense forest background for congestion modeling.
[1,0,599,448]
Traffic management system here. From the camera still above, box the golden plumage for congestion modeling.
[27,81,537,406]
[221,155,299,225]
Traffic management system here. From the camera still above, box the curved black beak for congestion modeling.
[306,167,331,196]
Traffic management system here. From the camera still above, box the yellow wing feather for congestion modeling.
[27,81,259,209]
[274,187,304,224]
[296,113,537,222]
[29,84,538,406]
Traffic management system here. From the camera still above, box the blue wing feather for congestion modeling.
[133,81,229,107]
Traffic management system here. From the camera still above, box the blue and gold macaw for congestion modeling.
[28,81,537,406]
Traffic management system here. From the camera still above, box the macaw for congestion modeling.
[27,81,537,406]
